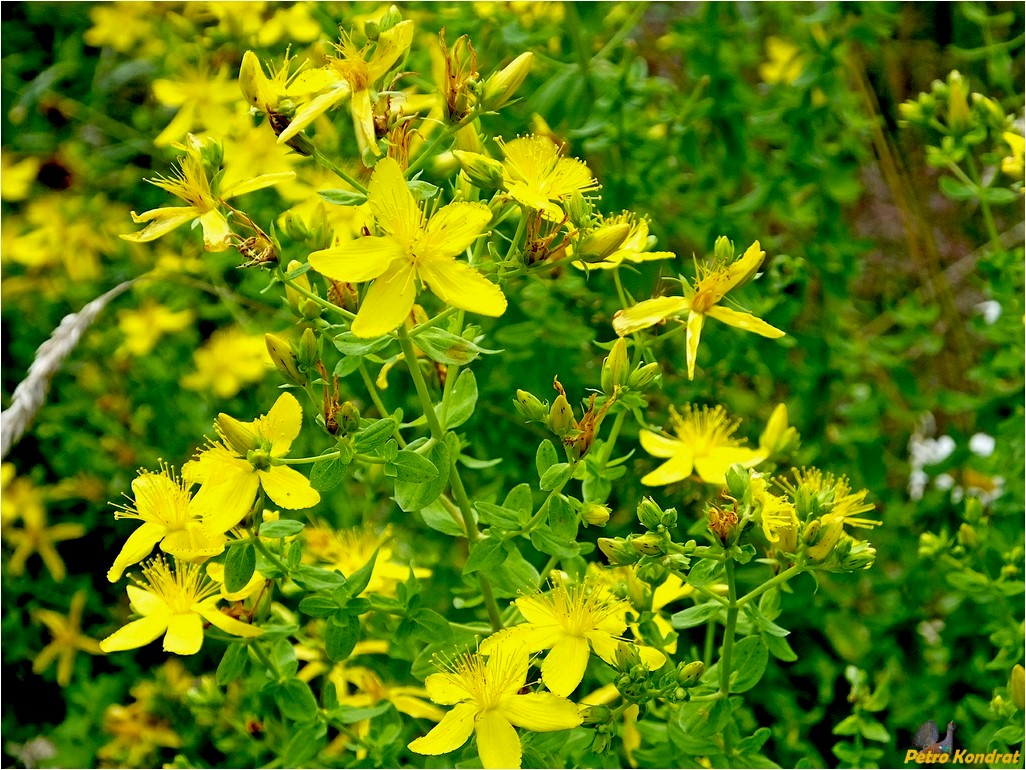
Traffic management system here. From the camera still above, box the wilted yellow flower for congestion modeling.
[480,577,665,697]
[183,392,320,527]
[613,240,785,380]
[573,211,675,270]
[100,557,261,655]
[494,135,599,219]
[32,590,103,687]
[180,326,269,398]
[309,157,505,337]
[639,404,766,486]
[408,644,582,769]
[116,300,194,358]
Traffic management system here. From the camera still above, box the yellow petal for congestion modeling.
[163,612,204,655]
[391,693,445,722]
[480,624,561,655]
[368,157,421,246]
[198,209,232,252]
[685,310,704,381]
[425,672,473,705]
[584,630,621,665]
[693,447,766,485]
[259,392,304,455]
[286,67,342,97]
[637,644,666,670]
[160,524,226,562]
[612,296,689,336]
[222,172,296,200]
[418,258,507,317]
[193,471,260,534]
[351,263,417,338]
[475,710,522,770]
[638,430,683,459]
[541,635,590,697]
[100,615,168,653]
[515,596,560,626]
[258,466,321,510]
[408,701,477,755]
[651,574,691,611]
[127,585,166,617]
[705,305,785,338]
[640,454,694,487]
[350,87,381,161]
[108,522,164,582]
[309,236,405,282]
[277,86,351,144]
[120,206,197,243]
[367,20,414,81]
[420,202,492,260]
[485,644,530,698]
[501,693,583,732]
[32,642,61,675]
[720,240,765,294]
[196,602,263,638]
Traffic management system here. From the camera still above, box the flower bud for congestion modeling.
[377,5,403,33]
[452,150,505,190]
[513,389,548,422]
[637,497,663,531]
[298,327,320,370]
[284,260,313,312]
[577,223,631,263]
[547,394,575,437]
[581,503,610,527]
[627,362,660,389]
[600,338,630,394]
[1011,664,1024,711]
[481,52,533,111]
[598,537,641,566]
[266,333,305,386]
[725,464,750,501]
[957,522,978,549]
[713,235,734,263]
[216,413,260,454]
[630,532,664,556]
[801,518,821,546]
[580,704,611,725]
[947,70,970,133]
[839,540,876,571]
[564,191,594,229]
[338,402,361,435]
[759,403,799,457]
[677,660,705,687]
[614,641,643,671]
[281,212,309,242]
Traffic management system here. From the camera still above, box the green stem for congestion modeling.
[735,563,804,607]
[250,530,290,576]
[311,146,368,194]
[703,618,716,668]
[409,306,459,335]
[964,154,1004,253]
[536,554,559,589]
[280,274,355,321]
[281,453,385,466]
[251,639,283,682]
[718,558,739,700]
[505,208,529,263]
[405,111,478,179]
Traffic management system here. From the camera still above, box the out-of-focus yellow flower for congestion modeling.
[32,590,102,687]
[258,3,321,45]
[613,240,784,380]
[84,3,159,54]
[107,465,227,583]
[408,644,582,769]
[1,464,45,525]
[759,37,806,85]
[180,326,269,398]
[152,65,244,146]
[1001,131,1024,178]
[0,154,40,201]
[481,577,665,697]
[303,524,430,596]
[276,21,414,162]
[116,300,194,358]
[309,157,505,337]
[183,392,320,526]
[573,211,675,270]
[338,665,445,721]
[3,504,84,582]
[638,404,766,486]
[493,135,599,220]
[121,134,294,252]
[100,556,261,655]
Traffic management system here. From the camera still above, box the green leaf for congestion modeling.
[420,500,466,537]
[395,441,450,512]
[319,188,368,206]
[282,723,327,767]
[443,369,478,430]
[981,186,1019,204]
[414,327,498,366]
[353,417,398,452]
[332,702,393,724]
[412,609,454,643]
[310,456,347,492]
[274,678,320,722]
[407,179,439,201]
[487,544,540,597]
[290,565,346,591]
[857,719,890,743]
[687,558,725,587]
[743,604,790,637]
[224,542,256,594]
[298,595,339,618]
[476,501,525,529]
[334,550,379,603]
[832,715,860,736]
[547,494,577,540]
[391,450,439,483]
[530,525,579,558]
[464,537,508,574]
[764,632,798,662]
[259,519,305,538]
[325,613,360,662]
[215,643,249,685]
[539,462,573,491]
[730,636,769,693]
[671,601,723,629]
[536,440,559,479]
[333,332,390,357]
[503,484,533,516]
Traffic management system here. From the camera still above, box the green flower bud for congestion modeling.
[614,641,643,671]
[215,413,260,455]
[452,150,505,189]
[947,70,970,133]
[338,402,361,435]
[801,518,822,546]
[378,5,403,33]
[713,235,734,262]
[580,705,611,725]
[564,191,594,229]
[839,540,876,571]
[298,327,320,370]
[481,52,533,111]
[598,537,641,566]
[626,362,660,389]
[581,503,611,527]
[577,223,631,263]
[725,464,750,501]
[677,660,705,687]
[281,212,310,242]
[630,532,664,556]
[284,260,314,314]
[957,522,978,549]
[637,497,663,531]
[266,333,305,386]
[513,389,548,422]
[1011,664,1024,711]
[600,338,630,395]
[547,394,575,437]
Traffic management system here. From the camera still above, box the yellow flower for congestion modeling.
[83,3,159,54]
[339,665,445,721]
[116,300,194,358]
[180,326,269,398]
[573,211,675,270]
[0,153,40,201]
[275,21,414,162]
[480,578,665,697]
[494,135,599,219]
[1,463,45,525]
[107,465,227,583]
[408,644,582,769]
[121,134,294,252]
[639,404,766,486]
[302,523,430,597]
[32,590,103,687]
[759,37,806,85]
[183,392,320,528]
[782,469,879,561]
[309,157,505,338]
[151,64,242,147]
[751,475,799,552]
[1001,131,1024,178]
[3,505,84,582]
[100,556,261,655]
[613,240,785,380]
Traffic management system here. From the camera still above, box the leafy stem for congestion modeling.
[718,557,739,702]
[736,563,804,607]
